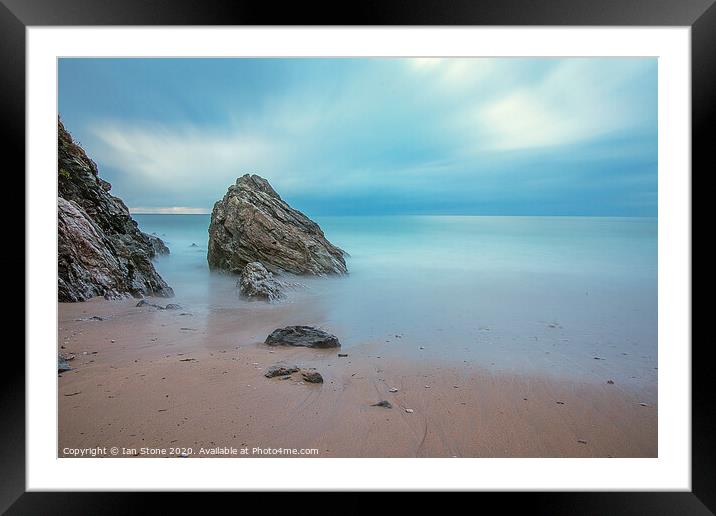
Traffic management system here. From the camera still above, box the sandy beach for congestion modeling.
[58,297,657,458]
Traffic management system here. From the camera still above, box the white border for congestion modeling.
[27,27,691,491]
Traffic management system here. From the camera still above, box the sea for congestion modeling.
[134,214,658,394]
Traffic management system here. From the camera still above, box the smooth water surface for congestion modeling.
[134,214,657,392]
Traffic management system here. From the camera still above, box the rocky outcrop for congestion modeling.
[238,261,284,302]
[147,234,170,256]
[264,326,341,348]
[207,174,347,275]
[58,120,173,301]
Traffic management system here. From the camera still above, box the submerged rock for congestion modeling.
[207,174,347,275]
[371,400,392,409]
[57,120,173,301]
[265,326,341,349]
[238,262,285,302]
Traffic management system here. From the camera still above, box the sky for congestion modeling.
[58,58,657,216]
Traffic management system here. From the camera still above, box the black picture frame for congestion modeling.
[5,0,707,512]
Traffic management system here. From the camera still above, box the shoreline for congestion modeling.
[58,297,657,458]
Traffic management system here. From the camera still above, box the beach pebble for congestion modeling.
[338,353,348,357]
[301,370,324,383]
[264,364,300,378]
[388,387,399,393]
[577,439,588,444]
[405,408,414,413]
[424,385,431,389]
[639,402,649,407]
[607,380,615,384]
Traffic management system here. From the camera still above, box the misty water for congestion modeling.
[134,214,657,394]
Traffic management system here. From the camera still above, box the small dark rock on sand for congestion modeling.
[301,370,324,383]
[371,400,392,409]
[58,354,72,373]
[264,364,300,378]
[137,300,182,310]
[265,326,340,348]
[136,300,164,309]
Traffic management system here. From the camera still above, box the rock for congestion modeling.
[238,262,284,302]
[164,303,182,310]
[264,364,300,378]
[337,353,348,357]
[301,370,324,383]
[388,387,399,393]
[58,120,173,301]
[404,408,414,413]
[58,354,72,373]
[577,439,588,444]
[146,234,170,256]
[207,174,348,275]
[371,400,392,409]
[265,326,340,349]
[190,243,198,247]
[136,300,164,309]
[607,380,615,384]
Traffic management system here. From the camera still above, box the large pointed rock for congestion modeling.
[57,120,173,301]
[207,174,347,275]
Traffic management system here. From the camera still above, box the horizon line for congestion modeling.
[130,210,657,218]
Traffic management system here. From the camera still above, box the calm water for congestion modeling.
[134,214,658,393]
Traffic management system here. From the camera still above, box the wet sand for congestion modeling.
[58,297,657,458]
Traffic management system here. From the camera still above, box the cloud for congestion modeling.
[61,57,657,216]
[468,59,656,151]
[89,122,282,207]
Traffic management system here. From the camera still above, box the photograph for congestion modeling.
[56,56,659,459]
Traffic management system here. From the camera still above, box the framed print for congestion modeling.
[5,0,708,511]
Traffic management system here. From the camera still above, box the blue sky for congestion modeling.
[58,58,657,216]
